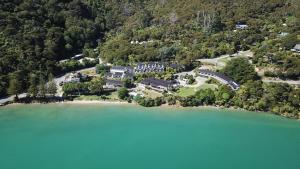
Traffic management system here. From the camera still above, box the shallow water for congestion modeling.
[0,104,300,169]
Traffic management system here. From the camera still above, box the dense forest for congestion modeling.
[0,0,106,96]
[1,0,300,98]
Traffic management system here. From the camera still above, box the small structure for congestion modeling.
[135,62,165,74]
[139,78,178,92]
[104,79,124,89]
[63,73,81,83]
[106,66,134,79]
[199,69,240,90]
[278,32,289,38]
[62,72,89,85]
[71,54,84,60]
[235,23,248,30]
[291,44,300,53]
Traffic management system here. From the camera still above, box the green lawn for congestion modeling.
[198,83,218,90]
[176,87,198,97]
[176,84,218,97]
[143,89,163,98]
[106,91,119,100]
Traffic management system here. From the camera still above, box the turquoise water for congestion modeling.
[0,104,300,169]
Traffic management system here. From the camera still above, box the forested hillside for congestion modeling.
[0,0,106,96]
[1,0,300,97]
[100,0,299,64]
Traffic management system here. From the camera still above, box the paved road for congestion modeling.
[262,78,300,85]
[0,93,27,105]
[175,70,207,87]
[0,67,96,105]
[196,50,253,67]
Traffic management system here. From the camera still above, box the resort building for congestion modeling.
[104,79,124,89]
[139,78,178,92]
[291,44,300,53]
[106,66,134,79]
[199,69,240,90]
[134,62,165,74]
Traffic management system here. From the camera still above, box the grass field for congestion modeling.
[143,89,163,98]
[106,91,119,100]
[176,83,218,97]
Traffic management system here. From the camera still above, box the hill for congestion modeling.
[1,0,300,97]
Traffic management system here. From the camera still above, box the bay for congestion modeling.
[0,104,299,169]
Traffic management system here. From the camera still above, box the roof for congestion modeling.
[294,44,300,50]
[141,78,174,88]
[105,79,123,86]
[199,69,240,89]
[111,66,133,71]
[235,24,248,29]
[135,62,166,73]
[71,54,84,60]
[169,63,180,69]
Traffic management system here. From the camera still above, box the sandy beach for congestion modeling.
[63,100,129,105]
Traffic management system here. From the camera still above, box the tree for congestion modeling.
[0,76,8,97]
[38,75,46,98]
[7,72,22,99]
[47,74,57,97]
[63,83,89,96]
[185,75,195,84]
[118,88,129,100]
[89,77,105,95]
[215,85,234,105]
[195,88,216,105]
[28,73,39,98]
[222,58,258,84]
[96,64,110,75]
[123,78,133,88]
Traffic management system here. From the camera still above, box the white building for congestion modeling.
[291,44,300,53]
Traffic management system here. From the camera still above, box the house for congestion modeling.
[135,62,166,74]
[71,54,84,60]
[62,72,89,85]
[235,23,248,30]
[104,79,124,89]
[106,66,134,79]
[199,69,240,90]
[139,78,178,92]
[291,44,300,53]
[278,32,289,38]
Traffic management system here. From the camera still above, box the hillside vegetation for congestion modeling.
[1,0,300,97]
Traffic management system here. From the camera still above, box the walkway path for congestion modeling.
[196,50,253,68]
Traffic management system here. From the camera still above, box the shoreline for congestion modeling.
[0,99,256,112]
[1,99,299,120]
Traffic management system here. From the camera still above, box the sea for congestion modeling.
[0,104,299,169]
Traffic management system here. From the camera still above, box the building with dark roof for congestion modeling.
[134,62,165,74]
[199,69,240,90]
[104,79,124,89]
[139,78,178,92]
